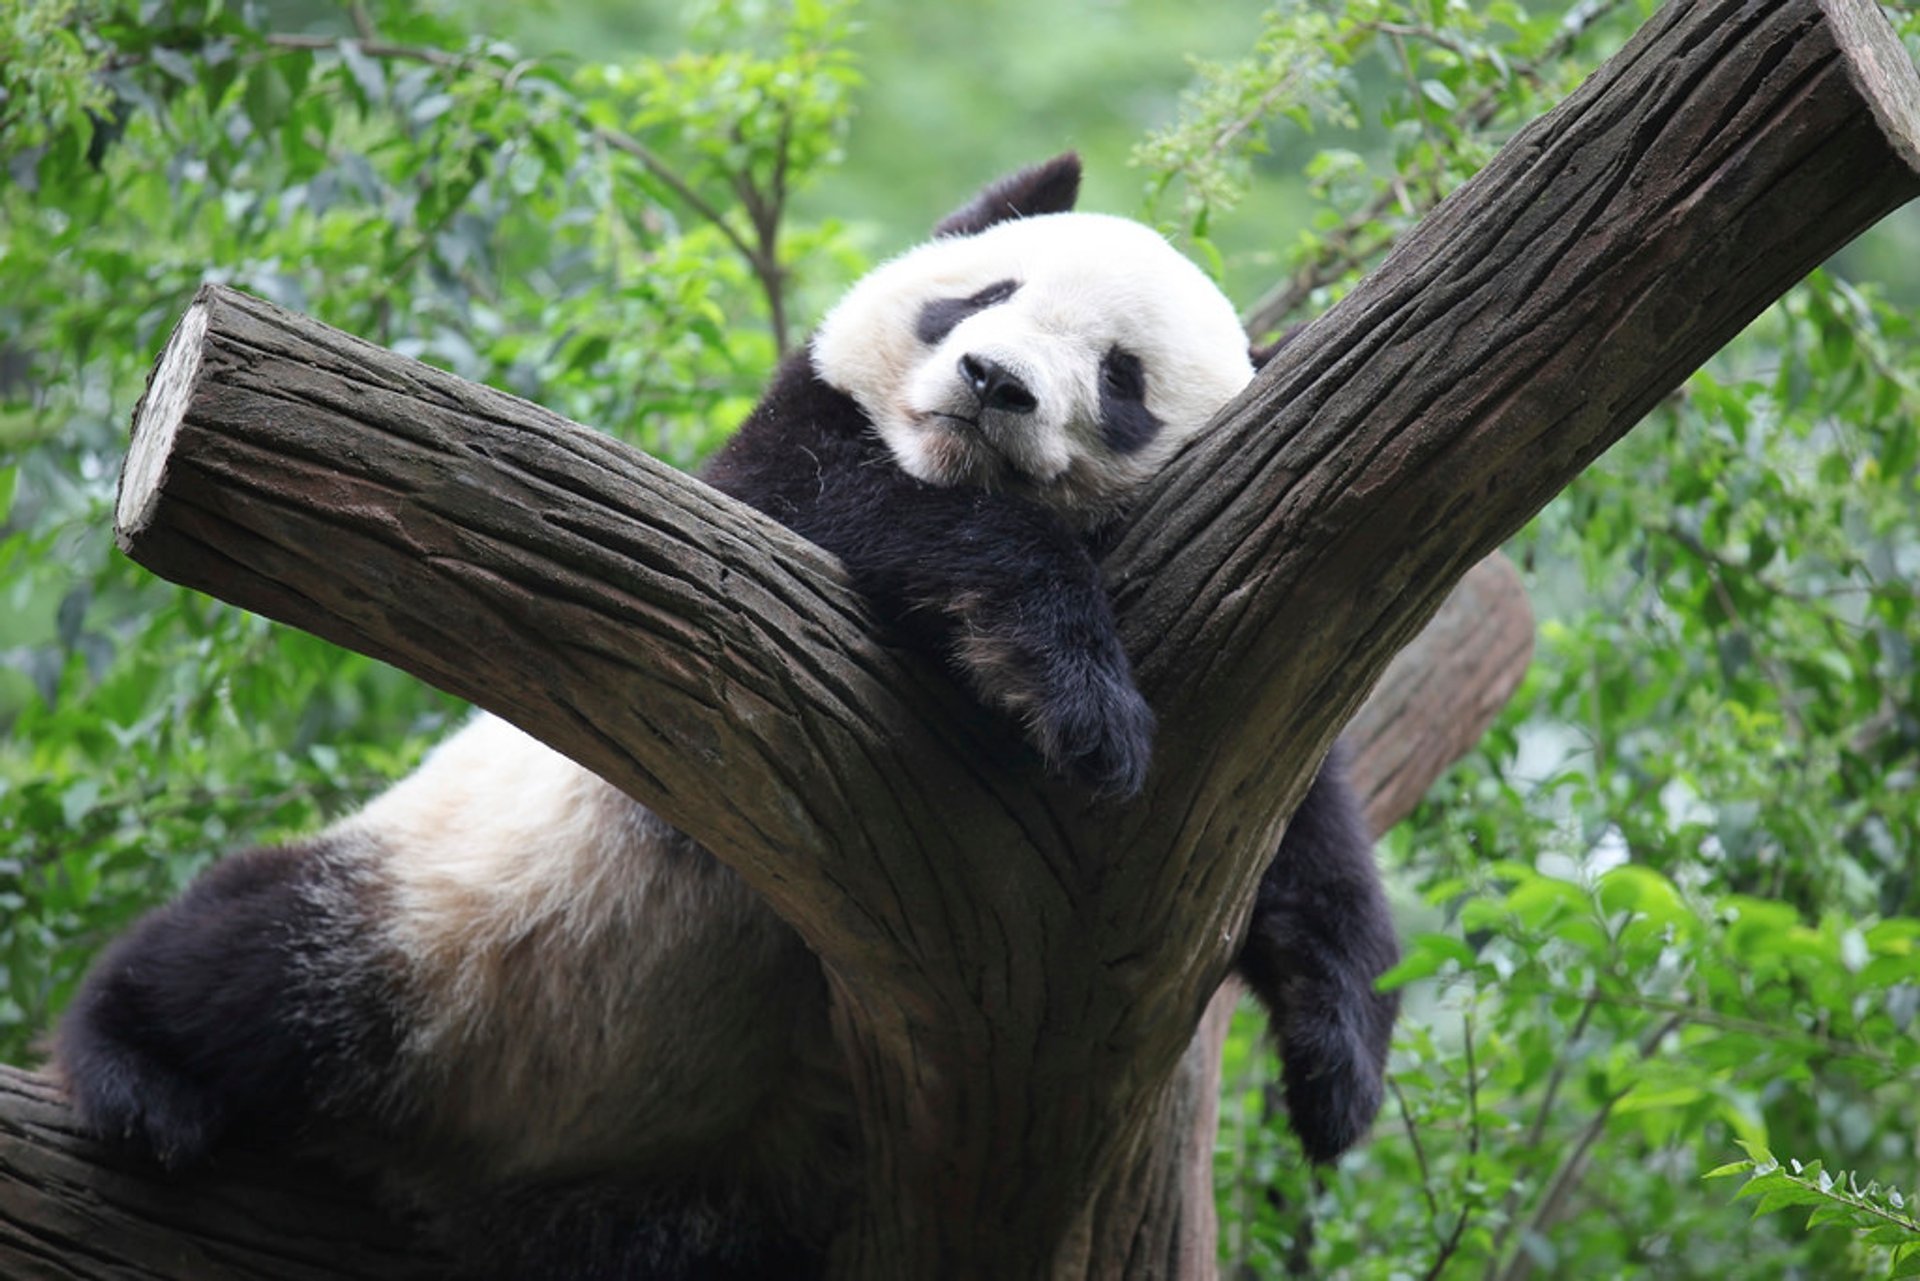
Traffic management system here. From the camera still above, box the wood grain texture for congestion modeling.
[11,1,1917,1276]
[0,1066,433,1280]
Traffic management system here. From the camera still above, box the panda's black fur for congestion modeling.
[705,350,1155,798]
[54,154,1399,1280]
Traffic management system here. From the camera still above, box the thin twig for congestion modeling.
[1392,1076,1443,1225]
[1577,987,1897,1070]
[1493,1014,1684,1281]
[1241,0,1632,336]
[1426,1010,1482,1278]
[1422,1210,1471,1281]
[1384,29,1448,207]
[1362,21,1493,67]
[1481,992,1600,1280]
[256,33,771,330]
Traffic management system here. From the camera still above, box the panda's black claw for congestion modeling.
[1274,985,1395,1164]
[1032,651,1155,799]
[115,1086,225,1170]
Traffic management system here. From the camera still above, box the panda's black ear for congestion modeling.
[935,153,1082,237]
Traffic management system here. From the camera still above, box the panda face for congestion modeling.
[811,212,1254,529]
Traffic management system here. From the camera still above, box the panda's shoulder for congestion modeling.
[699,345,902,530]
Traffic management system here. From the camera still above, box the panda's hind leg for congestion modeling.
[1235,745,1401,1164]
[437,1181,826,1281]
[53,837,385,1168]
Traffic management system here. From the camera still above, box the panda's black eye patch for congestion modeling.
[1098,346,1161,455]
[1100,348,1147,401]
[915,278,1021,346]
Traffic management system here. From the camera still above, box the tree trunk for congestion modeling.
[9,0,1918,1276]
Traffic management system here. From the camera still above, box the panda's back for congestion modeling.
[327,715,847,1196]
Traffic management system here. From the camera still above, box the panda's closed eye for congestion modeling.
[1098,346,1162,455]
[1101,347,1147,401]
[915,279,1021,346]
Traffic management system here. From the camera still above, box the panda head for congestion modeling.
[811,154,1255,530]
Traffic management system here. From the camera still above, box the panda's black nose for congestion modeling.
[959,354,1037,415]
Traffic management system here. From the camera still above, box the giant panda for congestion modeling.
[53,154,1399,1280]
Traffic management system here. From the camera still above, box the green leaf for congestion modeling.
[1615,1081,1706,1113]
[243,63,292,138]
[1704,1160,1756,1181]
[1598,864,1689,926]
[150,45,197,85]
[1504,874,1586,927]
[1374,949,1445,992]
[340,39,388,107]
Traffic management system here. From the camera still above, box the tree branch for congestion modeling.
[0,1066,435,1278]
[1102,0,1920,994]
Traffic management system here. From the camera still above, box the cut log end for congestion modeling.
[116,299,209,546]
[1827,0,1920,177]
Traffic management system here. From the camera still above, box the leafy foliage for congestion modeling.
[1709,1144,1920,1278]
[1137,0,1647,333]
[1174,4,1920,1278]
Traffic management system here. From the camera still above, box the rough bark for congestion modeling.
[10,0,1918,1277]
[0,1065,434,1279]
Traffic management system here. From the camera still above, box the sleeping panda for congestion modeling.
[53,154,1399,1279]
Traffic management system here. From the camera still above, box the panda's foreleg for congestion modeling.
[53,837,388,1168]
[937,550,1154,800]
[830,488,1153,798]
[705,356,1154,796]
[1234,745,1400,1163]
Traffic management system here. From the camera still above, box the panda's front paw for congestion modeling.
[1031,649,1155,799]
[942,586,1154,797]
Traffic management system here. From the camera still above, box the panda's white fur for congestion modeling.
[56,156,1398,1280]
[331,717,837,1191]
[814,212,1253,527]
